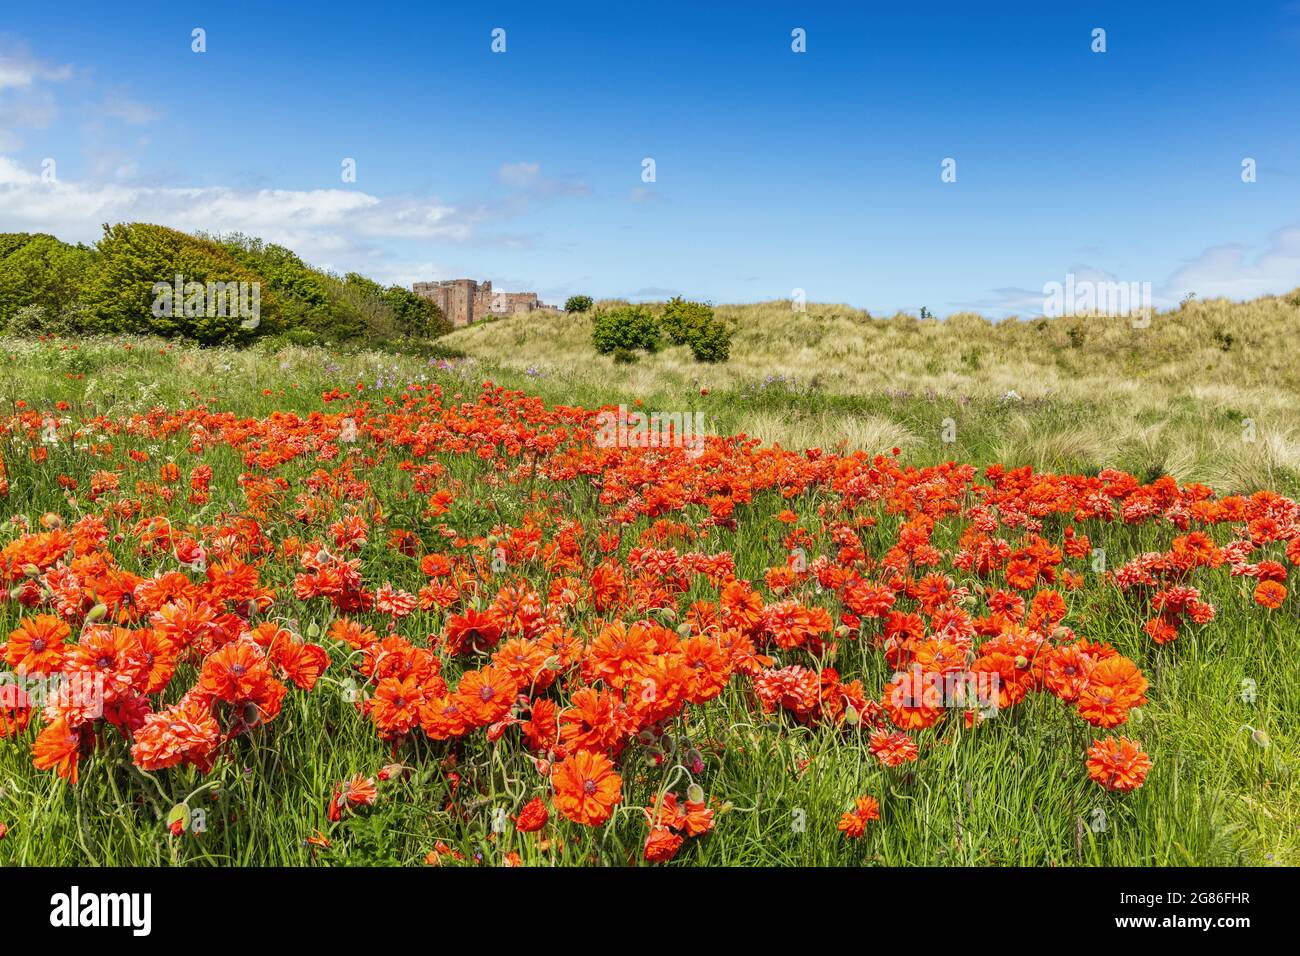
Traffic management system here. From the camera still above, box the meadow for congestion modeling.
[0,320,1296,867]
[447,293,1300,496]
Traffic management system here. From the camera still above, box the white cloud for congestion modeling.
[1160,227,1300,301]
[0,40,589,282]
[100,89,160,125]
[0,155,476,267]
[0,46,73,91]
[497,161,540,187]
[0,42,74,145]
[963,229,1300,318]
[497,160,589,200]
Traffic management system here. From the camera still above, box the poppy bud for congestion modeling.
[85,603,108,623]
[1014,655,1028,669]
[686,783,705,804]
[834,624,851,637]
[307,621,321,638]
[676,623,692,637]
[22,563,40,578]
[719,800,734,815]
[686,748,705,774]
[845,704,861,725]
[657,607,677,623]
[1252,729,1271,748]
[543,655,562,671]
[1050,626,1070,642]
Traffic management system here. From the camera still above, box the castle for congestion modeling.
[412,278,558,327]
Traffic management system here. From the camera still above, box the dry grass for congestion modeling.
[445,291,1300,493]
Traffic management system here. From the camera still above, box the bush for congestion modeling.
[81,223,279,345]
[206,233,450,341]
[283,328,323,347]
[565,295,593,313]
[0,233,96,329]
[384,285,451,338]
[660,296,714,346]
[592,305,659,355]
[1,224,453,348]
[207,232,352,339]
[688,318,733,363]
[658,296,733,362]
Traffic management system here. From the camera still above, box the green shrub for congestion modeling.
[592,305,659,355]
[283,328,323,347]
[206,233,450,341]
[2,224,453,348]
[0,233,96,329]
[384,285,451,338]
[657,296,733,362]
[660,296,714,346]
[81,223,279,345]
[565,295,593,313]
[611,347,639,364]
[688,318,733,362]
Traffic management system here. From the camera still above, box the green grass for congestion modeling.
[0,335,1296,867]
[443,293,1300,496]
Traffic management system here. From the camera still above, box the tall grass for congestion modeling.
[443,292,1300,494]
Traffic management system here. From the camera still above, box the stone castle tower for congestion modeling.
[412,278,557,327]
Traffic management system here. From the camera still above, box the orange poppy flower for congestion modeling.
[552,750,622,826]
[4,614,70,676]
[1086,737,1152,792]
[837,795,881,838]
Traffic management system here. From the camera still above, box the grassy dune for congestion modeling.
[444,293,1300,495]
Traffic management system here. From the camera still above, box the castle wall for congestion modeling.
[413,278,555,326]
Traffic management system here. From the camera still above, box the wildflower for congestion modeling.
[514,796,549,832]
[1085,737,1152,792]
[4,614,70,676]
[552,750,622,826]
[1253,580,1286,609]
[837,795,881,838]
[328,773,378,821]
[644,827,684,862]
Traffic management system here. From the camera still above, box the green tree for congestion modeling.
[384,285,451,338]
[0,233,96,330]
[81,223,279,344]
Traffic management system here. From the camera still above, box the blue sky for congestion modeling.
[1,0,1298,315]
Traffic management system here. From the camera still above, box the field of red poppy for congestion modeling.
[0,336,1296,867]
